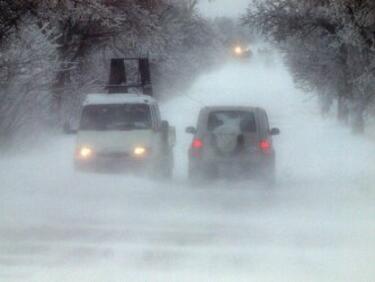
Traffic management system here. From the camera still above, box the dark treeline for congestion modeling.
[244,0,375,134]
[0,0,231,144]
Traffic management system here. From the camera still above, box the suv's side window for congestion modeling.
[198,110,206,130]
[264,112,270,132]
[258,110,270,138]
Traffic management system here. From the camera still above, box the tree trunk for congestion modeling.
[51,61,71,126]
[351,101,365,135]
[337,96,349,124]
[337,45,352,125]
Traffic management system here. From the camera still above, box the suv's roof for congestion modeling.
[83,93,157,106]
[201,106,262,112]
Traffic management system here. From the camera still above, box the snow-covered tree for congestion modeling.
[244,0,375,133]
[0,18,59,144]
[0,0,225,144]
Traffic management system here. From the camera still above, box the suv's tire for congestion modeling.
[160,160,173,179]
[188,165,203,183]
[262,162,276,188]
[265,173,276,187]
[188,162,217,183]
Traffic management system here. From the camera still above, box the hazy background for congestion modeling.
[1,1,375,281]
[197,0,250,18]
[1,53,375,282]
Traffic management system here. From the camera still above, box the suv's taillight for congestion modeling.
[259,139,271,153]
[192,138,203,149]
[191,138,203,158]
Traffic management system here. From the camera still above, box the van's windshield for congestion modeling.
[80,104,151,131]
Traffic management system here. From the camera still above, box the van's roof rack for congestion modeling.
[106,58,153,96]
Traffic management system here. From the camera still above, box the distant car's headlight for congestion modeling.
[77,146,94,160]
[133,146,147,157]
[234,46,243,55]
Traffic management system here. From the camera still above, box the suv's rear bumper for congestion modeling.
[189,154,275,179]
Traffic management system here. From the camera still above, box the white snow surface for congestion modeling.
[1,56,375,282]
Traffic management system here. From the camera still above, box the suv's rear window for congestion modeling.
[80,104,151,131]
[207,111,256,132]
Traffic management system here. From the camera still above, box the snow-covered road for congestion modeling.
[1,56,375,282]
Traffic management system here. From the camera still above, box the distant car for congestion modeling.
[186,106,280,183]
[74,93,175,177]
[232,45,252,59]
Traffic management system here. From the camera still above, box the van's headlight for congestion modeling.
[133,146,147,157]
[77,146,94,160]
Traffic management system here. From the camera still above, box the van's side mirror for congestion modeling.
[185,126,197,134]
[63,122,77,135]
[270,128,280,136]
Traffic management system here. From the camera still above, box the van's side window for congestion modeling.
[153,105,161,129]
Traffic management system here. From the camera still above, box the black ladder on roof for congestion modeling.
[106,58,153,96]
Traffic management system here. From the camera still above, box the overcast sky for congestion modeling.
[197,0,250,18]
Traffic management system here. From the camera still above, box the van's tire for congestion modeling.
[156,152,174,180]
[156,125,174,179]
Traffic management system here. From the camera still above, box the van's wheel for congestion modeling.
[157,153,173,180]
[158,125,173,179]
[161,161,172,179]
[188,165,201,183]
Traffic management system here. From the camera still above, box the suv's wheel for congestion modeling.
[262,162,276,187]
[188,162,217,183]
[188,165,202,182]
[265,173,276,187]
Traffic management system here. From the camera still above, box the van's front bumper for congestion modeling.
[74,152,153,173]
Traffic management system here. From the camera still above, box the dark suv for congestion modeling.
[186,106,280,183]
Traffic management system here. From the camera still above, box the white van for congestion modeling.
[74,93,175,177]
